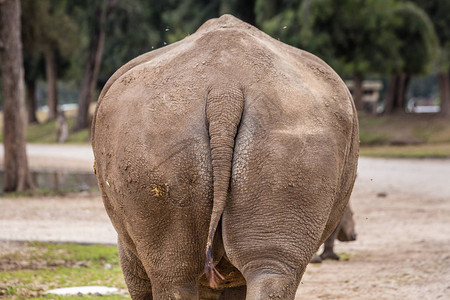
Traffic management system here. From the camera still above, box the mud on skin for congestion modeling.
[92,14,358,299]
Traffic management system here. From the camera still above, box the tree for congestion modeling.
[21,0,45,123]
[99,0,164,84]
[160,0,221,44]
[0,0,34,192]
[21,0,79,122]
[412,0,450,116]
[384,2,438,113]
[22,52,42,124]
[255,0,306,48]
[299,0,403,111]
[74,0,252,132]
[161,0,255,45]
[257,0,404,110]
[73,0,116,132]
[263,0,437,113]
[219,0,255,25]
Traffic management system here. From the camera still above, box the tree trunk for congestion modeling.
[384,76,398,114]
[0,0,34,192]
[44,46,58,121]
[25,79,39,124]
[438,72,450,117]
[384,74,409,114]
[73,0,111,132]
[395,74,409,113]
[352,72,364,111]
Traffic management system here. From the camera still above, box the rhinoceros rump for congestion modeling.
[92,14,358,300]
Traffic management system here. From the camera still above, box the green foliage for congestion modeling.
[22,0,79,54]
[412,0,450,71]
[299,0,403,76]
[219,0,255,24]
[17,0,448,103]
[12,0,450,142]
[159,0,255,46]
[255,0,306,48]
[390,2,439,75]
[160,0,221,43]
[256,0,438,79]
[99,0,166,84]
[21,0,80,80]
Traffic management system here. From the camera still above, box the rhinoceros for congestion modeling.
[92,14,358,300]
[310,204,357,263]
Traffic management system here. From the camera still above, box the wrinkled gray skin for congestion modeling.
[310,204,357,263]
[92,15,359,300]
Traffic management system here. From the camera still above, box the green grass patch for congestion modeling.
[358,114,450,145]
[360,142,450,158]
[0,117,90,144]
[412,123,450,144]
[27,118,90,144]
[358,114,450,157]
[0,242,128,299]
[336,252,352,261]
[359,130,389,146]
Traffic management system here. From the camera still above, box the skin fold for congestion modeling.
[92,14,359,300]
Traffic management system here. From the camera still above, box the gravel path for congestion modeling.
[0,144,113,244]
[1,144,449,299]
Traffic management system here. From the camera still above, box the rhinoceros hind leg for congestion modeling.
[244,272,300,300]
[118,239,153,299]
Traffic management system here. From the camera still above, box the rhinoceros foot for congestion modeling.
[320,251,340,261]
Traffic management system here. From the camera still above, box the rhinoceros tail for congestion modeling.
[205,86,244,288]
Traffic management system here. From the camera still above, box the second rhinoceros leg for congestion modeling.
[320,226,340,260]
[118,239,153,299]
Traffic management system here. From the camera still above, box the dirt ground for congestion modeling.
[1,145,449,299]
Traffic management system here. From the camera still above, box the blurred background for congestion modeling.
[1,0,450,187]
[0,0,449,299]
[1,0,450,193]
